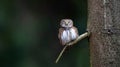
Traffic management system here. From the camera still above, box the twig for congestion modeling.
[55,32,90,63]
[55,45,68,63]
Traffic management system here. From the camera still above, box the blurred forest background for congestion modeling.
[0,0,90,67]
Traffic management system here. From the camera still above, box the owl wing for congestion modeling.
[58,28,64,38]
[58,28,66,45]
[72,26,79,37]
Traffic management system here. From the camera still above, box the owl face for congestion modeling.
[60,19,73,28]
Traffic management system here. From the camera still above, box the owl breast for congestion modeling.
[61,28,78,45]
[70,28,78,40]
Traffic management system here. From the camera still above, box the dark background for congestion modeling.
[0,0,89,67]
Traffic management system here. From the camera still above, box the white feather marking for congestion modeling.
[61,28,78,44]
[61,30,71,44]
[70,28,78,40]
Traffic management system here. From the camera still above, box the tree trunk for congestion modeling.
[87,0,120,67]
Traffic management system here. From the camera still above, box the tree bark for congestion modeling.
[87,0,120,67]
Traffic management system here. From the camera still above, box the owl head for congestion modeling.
[60,19,73,28]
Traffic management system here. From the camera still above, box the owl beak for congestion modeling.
[65,22,68,25]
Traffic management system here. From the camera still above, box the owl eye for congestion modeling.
[62,20,65,23]
[68,21,71,24]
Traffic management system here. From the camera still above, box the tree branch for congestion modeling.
[55,32,90,63]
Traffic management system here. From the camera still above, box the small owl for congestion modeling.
[58,19,79,45]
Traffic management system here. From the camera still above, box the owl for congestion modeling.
[58,19,79,45]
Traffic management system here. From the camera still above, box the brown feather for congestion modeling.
[72,26,79,37]
[58,28,66,45]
